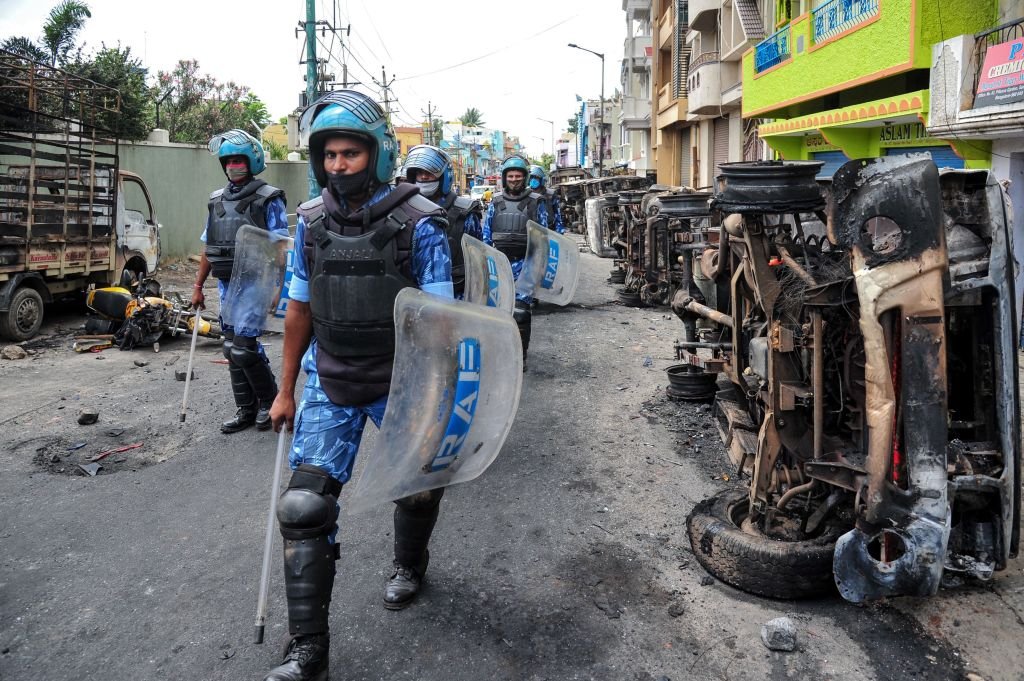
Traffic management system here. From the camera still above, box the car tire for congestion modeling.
[687,487,842,599]
[0,286,44,341]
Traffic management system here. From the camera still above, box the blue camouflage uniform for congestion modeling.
[286,184,453,495]
[200,182,288,360]
[481,198,549,302]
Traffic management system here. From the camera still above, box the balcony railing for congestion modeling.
[972,17,1024,103]
[754,25,790,73]
[811,0,879,44]
[690,50,720,72]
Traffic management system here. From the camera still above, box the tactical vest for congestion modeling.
[490,191,541,261]
[441,192,483,296]
[205,180,285,281]
[299,184,447,406]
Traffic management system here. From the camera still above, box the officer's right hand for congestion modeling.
[270,392,296,433]
[191,289,205,310]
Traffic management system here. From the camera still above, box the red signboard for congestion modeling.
[975,38,1024,108]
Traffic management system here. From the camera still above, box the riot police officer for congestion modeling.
[192,130,287,434]
[264,90,453,681]
[529,164,565,234]
[402,144,483,297]
[481,153,548,363]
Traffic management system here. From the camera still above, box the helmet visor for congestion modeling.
[208,129,255,156]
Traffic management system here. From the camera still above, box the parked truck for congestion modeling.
[0,49,160,341]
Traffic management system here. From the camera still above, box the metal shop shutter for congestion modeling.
[713,116,730,178]
[811,150,851,179]
[885,145,964,169]
[679,133,692,187]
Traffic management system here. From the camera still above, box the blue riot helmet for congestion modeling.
[500,154,530,193]
[403,144,454,197]
[299,90,397,189]
[208,129,266,176]
[528,164,547,191]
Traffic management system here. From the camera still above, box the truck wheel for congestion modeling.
[0,286,44,341]
[686,487,842,599]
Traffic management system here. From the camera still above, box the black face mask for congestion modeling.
[326,168,370,199]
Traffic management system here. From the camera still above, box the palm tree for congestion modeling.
[459,107,485,128]
[41,0,92,66]
[2,36,49,63]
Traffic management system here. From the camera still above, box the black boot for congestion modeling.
[222,357,256,434]
[513,302,532,371]
[384,489,444,610]
[262,633,329,681]
[232,336,278,431]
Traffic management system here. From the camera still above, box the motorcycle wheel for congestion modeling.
[686,487,842,599]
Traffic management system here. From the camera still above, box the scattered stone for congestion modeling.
[174,369,196,382]
[667,602,686,618]
[2,345,27,360]
[77,409,99,425]
[77,462,102,477]
[761,617,797,652]
[106,428,125,437]
[965,673,987,681]
[49,453,60,463]
[700,576,714,586]
[593,594,622,619]
[134,360,150,368]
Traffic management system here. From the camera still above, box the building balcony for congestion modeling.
[687,51,721,115]
[689,0,719,32]
[658,5,673,49]
[622,0,649,14]
[619,96,652,129]
[655,83,688,129]
[741,0,996,119]
[927,19,1024,144]
[624,35,653,61]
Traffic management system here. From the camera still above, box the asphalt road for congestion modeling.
[1,247,1022,681]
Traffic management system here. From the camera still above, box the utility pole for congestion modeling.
[422,101,437,146]
[373,66,398,125]
[304,0,319,198]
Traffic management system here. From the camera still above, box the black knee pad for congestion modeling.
[512,305,531,329]
[395,487,445,514]
[277,464,342,540]
[229,335,263,369]
[221,337,233,361]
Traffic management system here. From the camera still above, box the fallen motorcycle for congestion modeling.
[85,281,221,351]
[678,157,1019,603]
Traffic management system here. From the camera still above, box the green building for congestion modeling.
[741,0,999,175]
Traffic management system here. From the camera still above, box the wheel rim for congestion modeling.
[16,295,40,333]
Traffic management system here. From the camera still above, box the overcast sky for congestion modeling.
[3,0,630,157]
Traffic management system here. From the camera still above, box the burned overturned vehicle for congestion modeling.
[680,157,1020,603]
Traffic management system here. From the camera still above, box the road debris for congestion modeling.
[174,369,196,382]
[134,360,150,368]
[761,617,797,652]
[89,442,143,462]
[667,602,686,618]
[2,345,27,360]
[66,442,87,451]
[77,409,99,425]
[77,463,102,476]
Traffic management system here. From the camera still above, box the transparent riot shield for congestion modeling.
[461,234,515,313]
[345,288,523,514]
[262,243,296,333]
[514,221,580,305]
[585,197,614,257]
[221,225,293,333]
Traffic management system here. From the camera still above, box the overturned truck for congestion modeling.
[679,157,1019,602]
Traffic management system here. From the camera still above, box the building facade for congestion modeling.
[621,0,655,176]
[742,0,996,177]
[651,0,691,185]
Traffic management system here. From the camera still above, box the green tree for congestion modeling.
[2,36,48,62]
[459,107,485,128]
[264,138,287,161]
[71,44,152,140]
[155,59,270,144]
[41,0,91,66]
[567,116,578,134]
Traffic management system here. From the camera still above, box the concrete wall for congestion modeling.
[118,140,311,261]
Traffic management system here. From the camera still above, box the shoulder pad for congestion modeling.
[404,192,446,219]
[209,188,224,200]
[528,191,544,202]
[256,183,284,199]
[297,196,324,220]
[452,195,474,211]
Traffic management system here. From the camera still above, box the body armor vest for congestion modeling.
[440,193,482,296]
[490,191,541,261]
[206,180,285,281]
[299,184,447,406]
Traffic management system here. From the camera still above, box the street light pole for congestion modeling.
[568,43,605,177]
[537,117,554,162]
